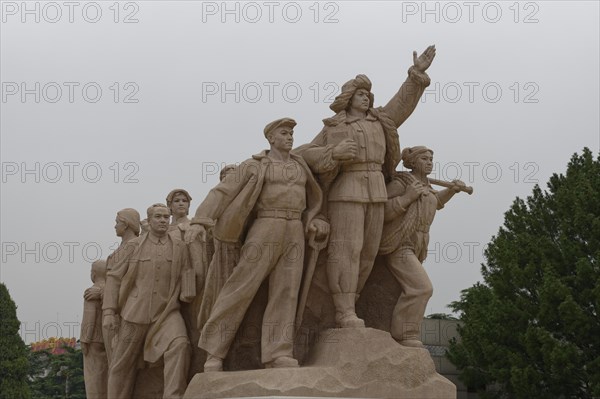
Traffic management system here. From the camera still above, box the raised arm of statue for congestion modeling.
[434,179,466,207]
[382,45,435,128]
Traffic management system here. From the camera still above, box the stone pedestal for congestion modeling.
[183,328,456,399]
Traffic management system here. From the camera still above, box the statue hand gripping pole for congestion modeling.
[295,228,329,332]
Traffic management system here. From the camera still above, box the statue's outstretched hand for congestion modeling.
[406,180,428,201]
[84,286,102,301]
[451,179,466,193]
[413,45,436,72]
[184,224,206,244]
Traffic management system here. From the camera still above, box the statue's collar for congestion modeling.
[324,109,377,126]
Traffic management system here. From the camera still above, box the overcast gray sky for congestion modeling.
[1,1,598,344]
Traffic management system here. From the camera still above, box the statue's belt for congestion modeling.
[341,162,382,172]
[256,209,302,220]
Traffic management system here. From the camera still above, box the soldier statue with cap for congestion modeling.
[185,117,328,371]
[299,45,436,329]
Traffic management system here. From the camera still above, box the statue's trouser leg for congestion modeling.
[181,241,204,380]
[327,202,384,326]
[163,336,191,399]
[261,220,304,364]
[327,202,384,295]
[188,240,206,323]
[107,320,148,399]
[188,240,206,294]
[386,248,433,341]
[197,241,240,332]
[83,342,108,399]
[199,219,292,360]
[356,203,384,294]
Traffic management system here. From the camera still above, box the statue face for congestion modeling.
[269,126,294,152]
[148,207,171,235]
[170,193,190,218]
[349,88,370,113]
[115,217,127,237]
[413,151,434,175]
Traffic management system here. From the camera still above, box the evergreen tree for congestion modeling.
[0,283,31,399]
[29,346,85,399]
[448,148,600,398]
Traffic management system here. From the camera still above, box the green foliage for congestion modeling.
[28,346,85,399]
[0,283,31,399]
[426,313,459,320]
[448,148,600,399]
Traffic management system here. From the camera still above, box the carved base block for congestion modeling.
[132,366,163,399]
[183,328,455,399]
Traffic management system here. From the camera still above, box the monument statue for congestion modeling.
[166,188,208,298]
[102,203,196,399]
[185,117,328,372]
[83,46,465,399]
[81,260,108,399]
[195,165,241,334]
[299,46,436,328]
[104,207,140,362]
[166,188,210,377]
[167,189,193,227]
[379,146,469,348]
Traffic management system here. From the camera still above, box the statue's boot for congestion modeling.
[264,356,299,369]
[203,354,223,372]
[333,293,365,328]
[396,339,425,348]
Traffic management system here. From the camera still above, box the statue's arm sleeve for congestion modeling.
[102,242,136,313]
[434,189,450,210]
[384,180,409,222]
[301,129,339,175]
[179,245,195,303]
[382,66,431,128]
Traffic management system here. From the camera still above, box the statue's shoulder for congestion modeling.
[394,171,413,179]
[126,235,145,250]
[290,152,310,169]
[388,171,413,188]
[110,236,143,263]
[323,111,347,127]
[168,229,185,242]
[250,150,270,162]
[235,155,265,179]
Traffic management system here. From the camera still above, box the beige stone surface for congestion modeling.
[184,328,455,399]
[88,50,469,399]
[186,117,328,371]
[166,188,211,378]
[379,146,468,346]
[81,260,108,399]
[103,204,195,399]
[104,208,141,363]
[297,47,436,330]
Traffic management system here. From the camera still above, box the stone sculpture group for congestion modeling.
[81,45,473,399]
